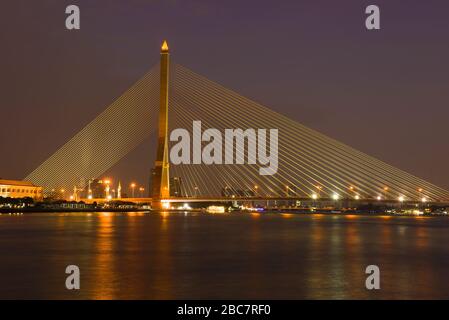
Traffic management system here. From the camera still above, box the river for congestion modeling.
[0,212,448,299]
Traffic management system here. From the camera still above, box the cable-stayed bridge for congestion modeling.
[25,42,449,206]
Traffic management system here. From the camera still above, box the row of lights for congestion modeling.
[309,193,427,202]
[253,184,429,202]
[57,179,147,201]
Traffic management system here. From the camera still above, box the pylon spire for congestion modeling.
[151,41,171,208]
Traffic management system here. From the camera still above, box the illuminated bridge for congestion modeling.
[25,41,449,206]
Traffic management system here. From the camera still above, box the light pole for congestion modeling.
[130,183,136,198]
[104,179,111,199]
[311,193,318,207]
[383,187,389,200]
[418,188,423,202]
[398,195,404,211]
[194,186,199,197]
[315,185,322,199]
[332,192,340,209]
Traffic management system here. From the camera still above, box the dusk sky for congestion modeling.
[1,0,448,190]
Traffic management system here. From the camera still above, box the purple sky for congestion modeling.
[1,0,448,191]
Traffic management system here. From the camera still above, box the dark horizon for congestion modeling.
[1,0,448,191]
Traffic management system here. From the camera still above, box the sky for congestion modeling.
[1,0,449,191]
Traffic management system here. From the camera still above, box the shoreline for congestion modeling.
[1,208,448,217]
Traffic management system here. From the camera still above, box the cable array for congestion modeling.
[169,63,449,201]
[25,62,449,202]
[25,66,159,191]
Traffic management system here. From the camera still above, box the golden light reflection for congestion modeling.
[93,213,115,299]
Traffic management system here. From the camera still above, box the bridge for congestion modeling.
[25,41,449,207]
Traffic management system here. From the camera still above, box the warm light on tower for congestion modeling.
[161,40,169,52]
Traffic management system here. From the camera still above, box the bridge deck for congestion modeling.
[80,197,449,206]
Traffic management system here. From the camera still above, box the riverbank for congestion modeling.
[1,207,448,217]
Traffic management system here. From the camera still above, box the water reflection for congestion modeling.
[93,213,116,299]
[1,212,449,299]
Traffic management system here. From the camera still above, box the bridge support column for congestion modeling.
[151,41,171,209]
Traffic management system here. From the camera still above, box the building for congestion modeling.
[0,179,43,201]
[85,179,106,199]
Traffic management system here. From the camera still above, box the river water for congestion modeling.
[0,211,448,299]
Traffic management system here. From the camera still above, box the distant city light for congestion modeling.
[377,196,382,201]
[311,193,318,200]
[182,203,191,210]
[421,197,427,203]
[207,205,226,214]
[354,195,360,200]
[332,193,340,200]
[398,196,404,202]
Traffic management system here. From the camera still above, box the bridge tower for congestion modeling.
[151,40,171,208]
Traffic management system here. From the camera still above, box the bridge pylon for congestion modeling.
[151,40,171,209]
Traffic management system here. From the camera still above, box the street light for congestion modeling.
[104,179,111,199]
[130,183,136,197]
[315,185,322,198]
[418,188,424,202]
[383,187,389,200]
[139,187,145,198]
[194,186,199,197]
